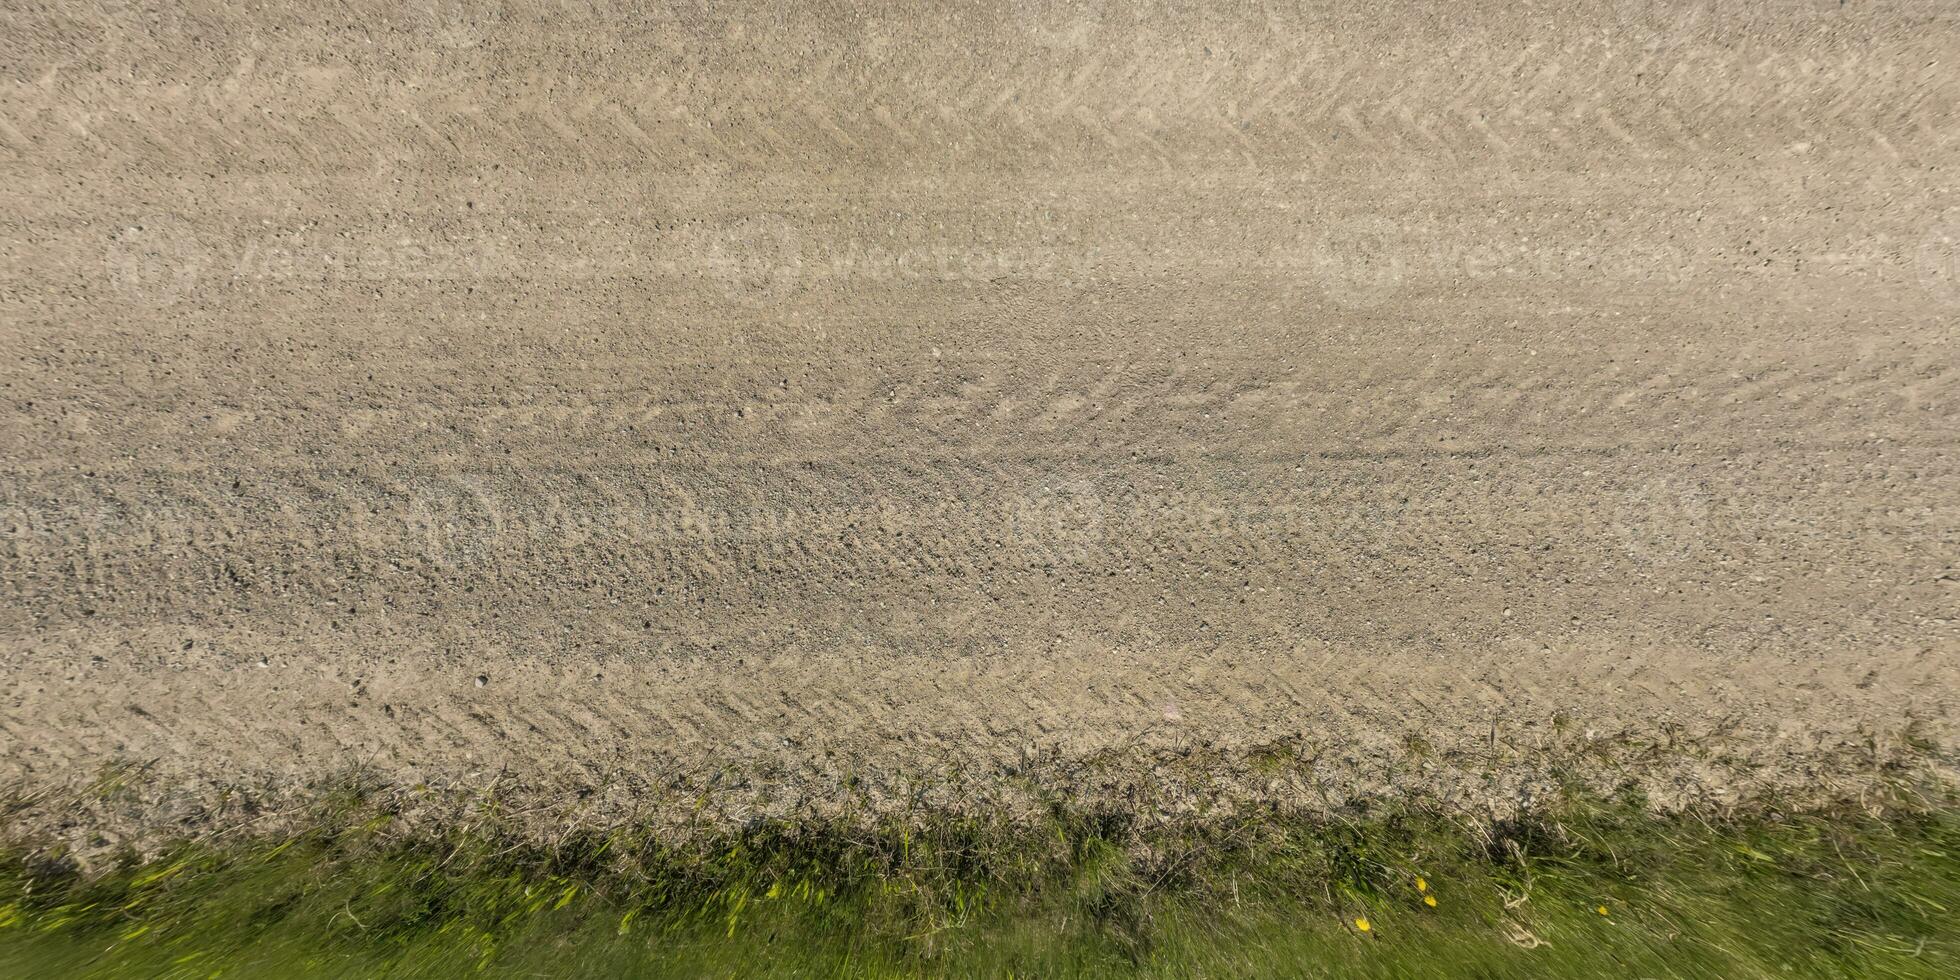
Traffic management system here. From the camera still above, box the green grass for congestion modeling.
[3,786,1957,978]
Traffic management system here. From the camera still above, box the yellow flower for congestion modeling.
[1424,895,1437,907]
[1415,877,1428,893]
[1354,916,1371,932]
[1596,905,1610,916]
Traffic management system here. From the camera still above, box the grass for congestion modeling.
[3,783,1957,978]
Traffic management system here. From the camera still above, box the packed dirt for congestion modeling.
[3,1,1958,836]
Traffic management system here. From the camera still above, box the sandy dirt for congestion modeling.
[3,1,1958,830]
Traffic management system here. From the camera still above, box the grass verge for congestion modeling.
[3,784,1957,978]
